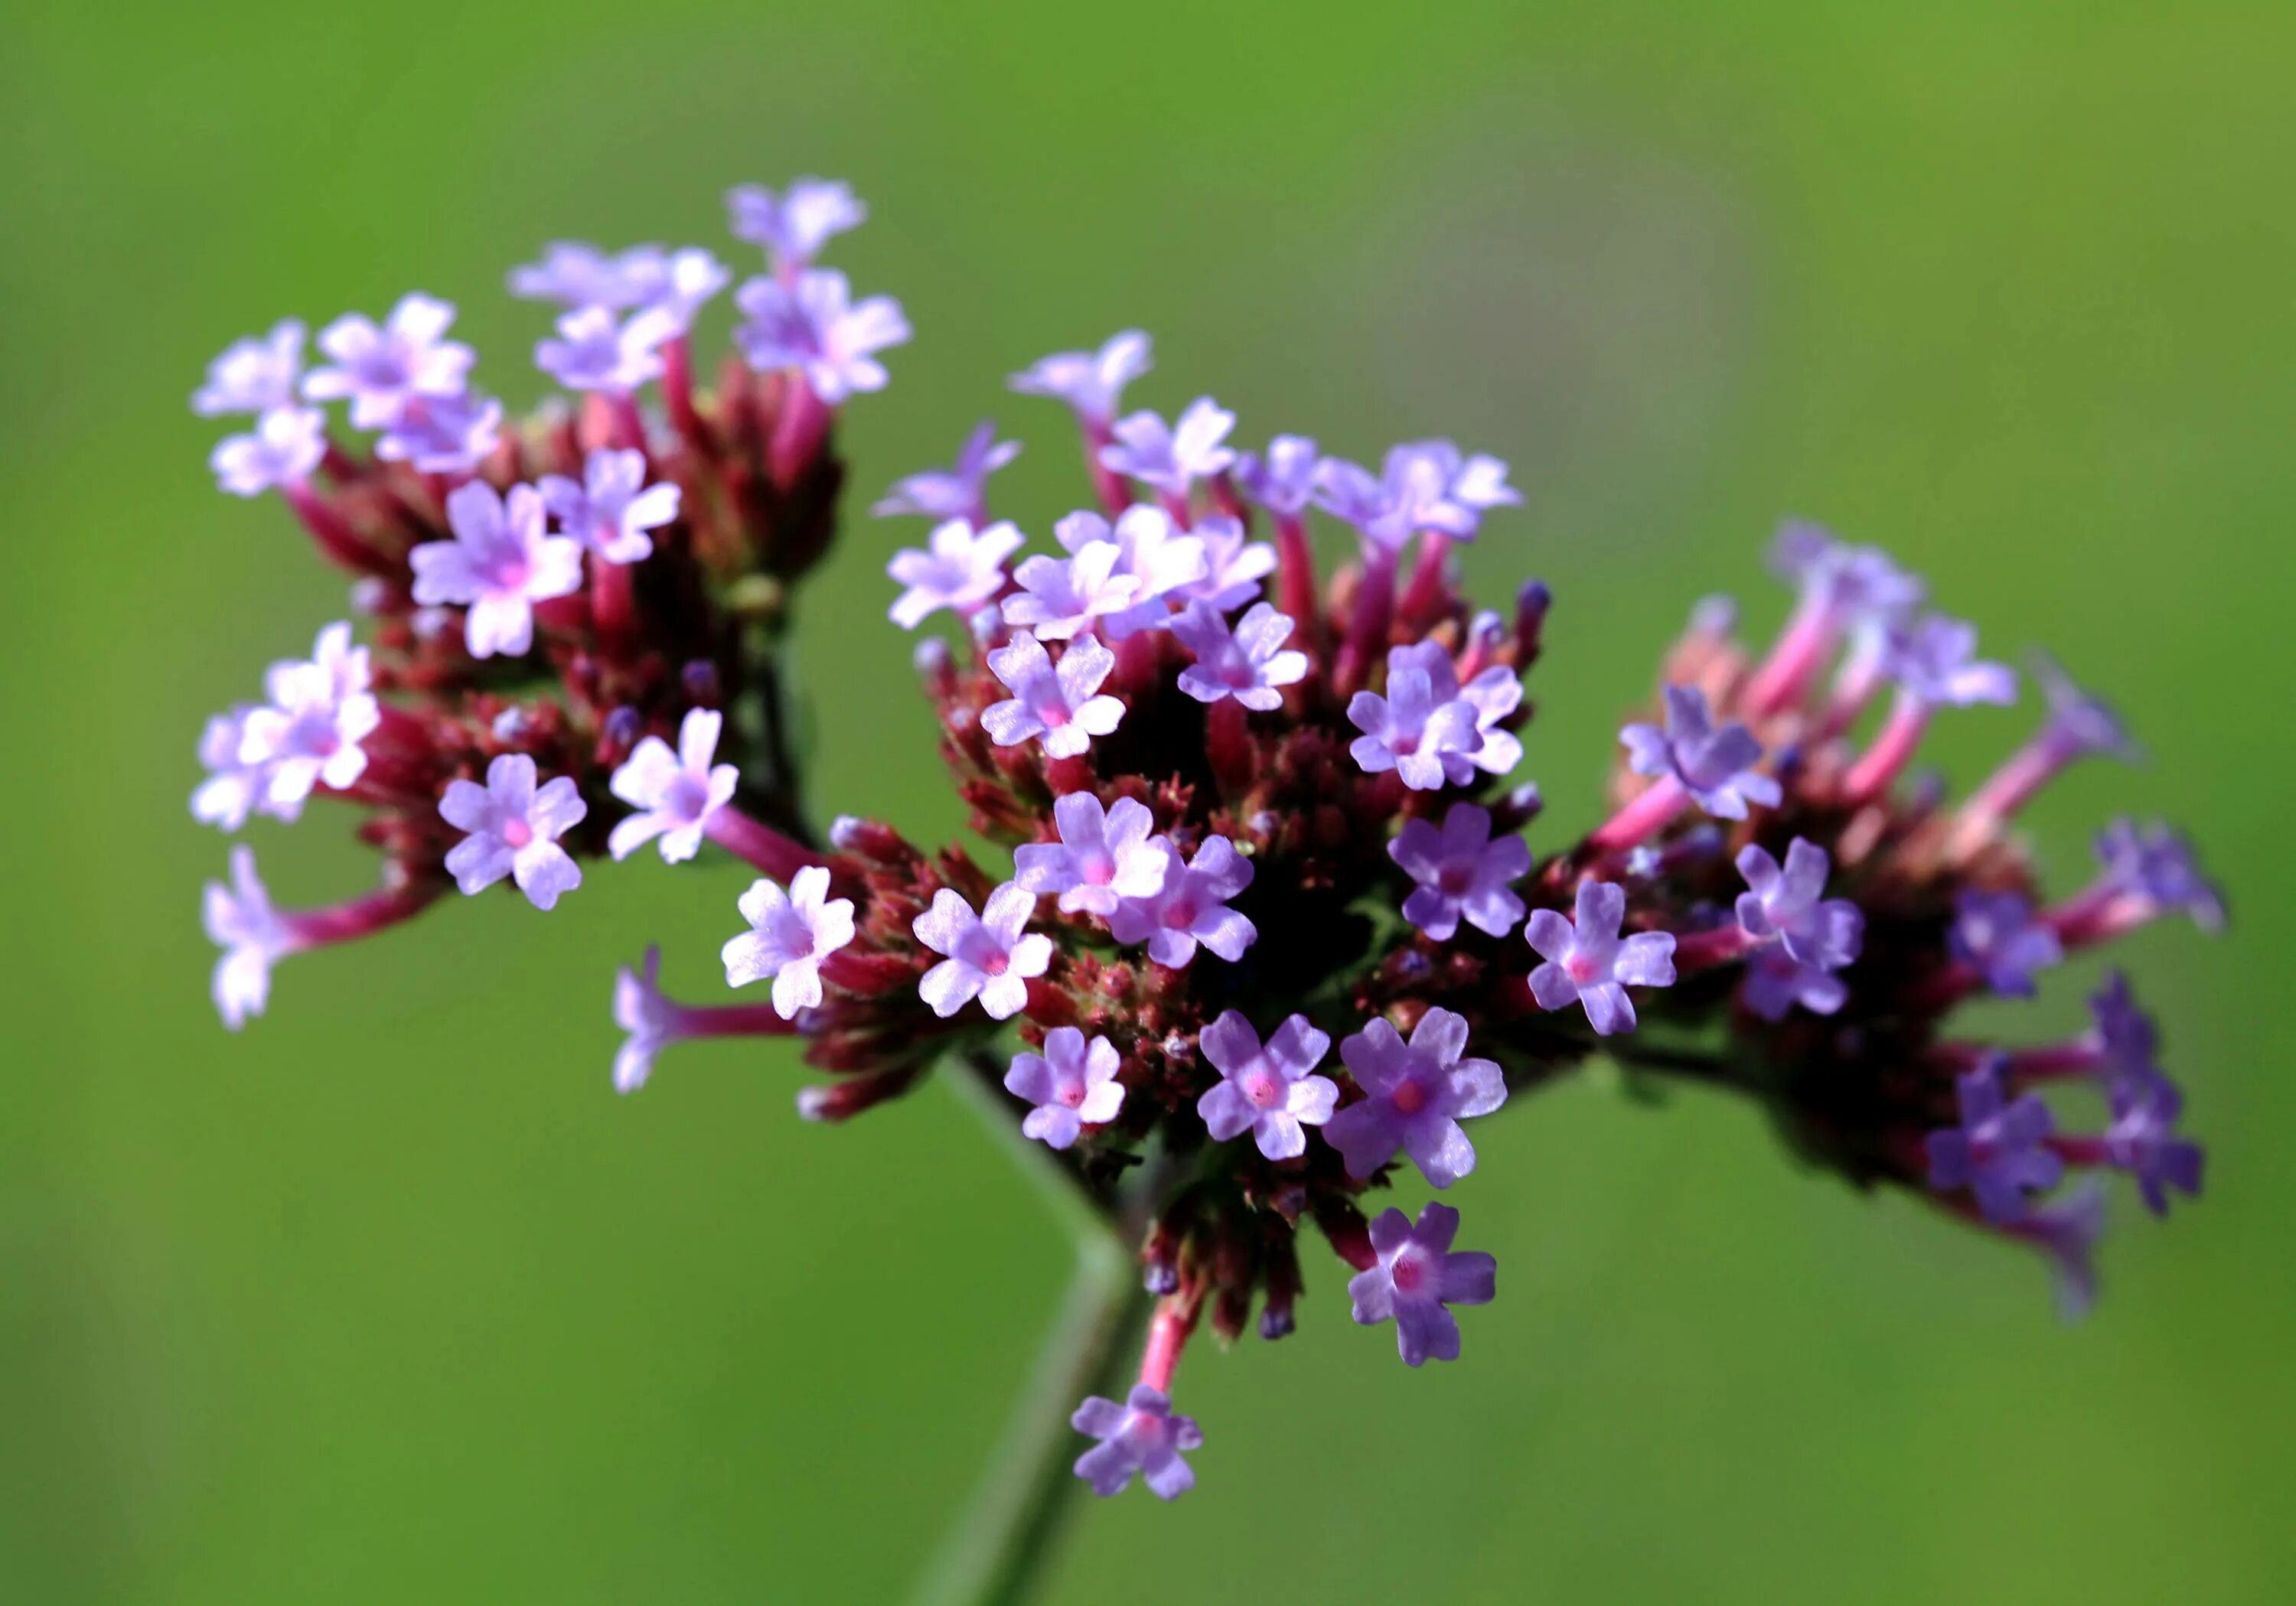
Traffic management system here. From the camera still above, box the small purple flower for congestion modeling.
[913,883,1052,1020]
[2020,1180,2107,1321]
[533,303,677,393]
[1172,513,1277,611]
[539,448,680,565]
[1347,1202,1497,1367]
[1071,1384,1201,1500]
[722,865,857,1018]
[1098,397,1237,494]
[1310,441,1507,550]
[210,406,327,497]
[1172,602,1308,711]
[1106,836,1256,969]
[873,421,1022,521]
[608,709,739,863]
[2105,1071,2204,1218]
[302,293,474,429]
[612,946,677,1094]
[194,320,305,415]
[732,269,909,403]
[1924,1060,2063,1225]
[1325,1008,1508,1187]
[1734,839,1864,969]
[1389,804,1531,941]
[1949,889,2063,998]
[1232,435,1320,517]
[1013,793,1168,916]
[2033,652,2141,764]
[1005,1028,1125,1150]
[1001,541,1143,640]
[204,845,296,1029]
[409,482,585,660]
[1526,881,1678,1036]
[1052,507,1209,637]
[1195,1011,1338,1160]
[980,632,1125,759]
[2088,971,2160,1093]
[1009,331,1152,428]
[887,518,1025,630]
[726,178,866,272]
[192,706,268,830]
[2094,819,2226,933]
[1346,669,1481,790]
[647,248,732,329]
[1740,948,1851,1021]
[438,754,589,911]
[1770,524,1926,632]
[507,241,670,309]
[237,622,379,813]
[373,391,503,475]
[1620,685,1782,820]
[1887,614,2017,708]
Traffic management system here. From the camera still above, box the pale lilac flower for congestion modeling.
[1013,793,1168,916]
[1106,836,1256,969]
[210,406,327,496]
[726,178,866,272]
[409,482,585,659]
[1005,1028,1125,1149]
[980,632,1125,759]
[1388,803,1531,940]
[2105,1071,2204,1218]
[1770,523,1926,634]
[1741,948,1850,1021]
[1232,435,1320,517]
[1195,1011,1337,1160]
[1376,641,1524,781]
[1620,685,1781,819]
[1347,668,1479,790]
[912,883,1052,1020]
[1098,397,1236,494]
[2021,1180,2107,1321]
[2093,819,2227,933]
[1924,1060,2062,1225]
[1887,614,2017,708]
[1733,839,1864,969]
[1009,331,1152,428]
[650,248,731,328]
[1051,507,1208,637]
[1949,890,2063,998]
[1001,542,1142,640]
[237,622,378,811]
[1348,1202,1497,1367]
[538,448,681,565]
[1172,513,1277,611]
[191,707,268,830]
[194,320,305,415]
[1071,1384,1201,1500]
[373,391,503,475]
[303,293,474,429]
[204,845,298,1029]
[608,708,739,862]
[2088,971,2161,1095]
[1172,602,1308,710]
[1310,440,1506,549]
[1526,880,1678,1035]
[732,269,909,403]
[438,754,588,911]
[507,242,670,309]
[1325,1008,1508,1187]
[612,946,677,1093]
[2032,652,2141,764]
[722,865,857,1018]
[872,422,1021,520]
[533,303,677,393]
[887,519,1025,629]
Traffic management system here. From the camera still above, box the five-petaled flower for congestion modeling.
[533,303,678,393]
[1620,685,1781,820]
[1232,435,1320,516]
[887,519,1026,630]
[1925,1060,2063,1225]
[873,421,1022,522]
[204,845,295,1031]
[733,268,909,403]
[2106,1071,2204,1218]
[373,391,502,475]
[1009,331,1152,428]
[1388,803,1531,941]
[913,883,1052,1020]
[1106,836,1256,969]
[1348,1202,1498,1367]
[722,865,857,1018]
[1888,614,2017,708]
[1526,881,1678,1035]
[1005,1028,1125,1150]
[1172,601,1309,710]
[302,293,473,429]
[210,407,327,497]
[1195,1011,1337,1160]
[726,178,866,273]
[409,482,585,659]
[1001,540,1142,640]
[507,242,670,309]
[1099,397,1237,494]
[1071,1385,1201,1500]
[1950,889,2064,997]
[1013,793,1169,916]
[1734,838,1864,969]
[608,708,740,863]
[980,632,1125,759]
[1325,1008,1508,1187]
[540,448,682,565]
[439,754,589,911]
[195,320,305,415]
[236,622,378,813]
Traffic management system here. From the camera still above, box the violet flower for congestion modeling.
[1740,947,1851,1021]
[726,178,866,272]
[1346,670,1481,790]
[409,482,585,660]
[888,518,1026,630]
[2020,1180,2107,1321]
[210,406,327,497]
[539,448,681,565]
[2094,819,2228,933]
[1172,513,1277,611]
[1388,803,1531,941]
[1949,889,2064,998]
[1324,1008,1508,1187]
[1347,1202,1498,1367]
[2105,1072,2204,1219]
[913,883,1052,1020]
[1232,435,1320,517]
[1195,1011,1338,1161]
[1172,601,1309,710]
[373,391,503,476]
[302,293,473,429]
[873,422,1022,521]
[237,622,379,813]
[507,242,670,309]
[1013,793,1168,916]
[438,754,589,911]
[722,865,858,1018]
[1106,836,1257,969]
[608,708,740,863]
[1050,507,1209,638]
[1924,1060,2063,1225]
[1098,397,1237,494]
[1000,541,1142,640]
[732,269,909,404]
[194,320,305,415]
[533,303,677,393]
[1887,614,2017,708]
[204,845,296,1030]
[980,632,1125,759]
[1009,331,1152,428]
[191,707,268,831]
[2089,971,2161,1094]
[1620,685,1781,820]
[1734,838,1864,969]
[1071,1385,1201,1500]
[1005,1028,1125,1150]
[1526,880,1678,1035]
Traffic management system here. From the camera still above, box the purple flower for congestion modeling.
[1172,513,1276,611]
[1071,1384,1201,1500]
[1740,948,1851,1021]
[648,248,732,329]
[1347,1202,1497,1367]
[192,706,268,831]
[1734,839,1864,969]
[1107,835,1256,969]
[1325,1008,1508,1187]
[1771,523,1926,632]
[732,269,909,403]
[1620,685,1781,820]
[1389,804,1531,941]
[507,242,670,310]
[1924,1060,2063,1225]
[1001,541,1143,640]
[1009,331,1152,428]
[1949,889,2063,998]
[1526,881,1678,1035]
[1232,435,1320,517]
[608,708,739,862]
[612,946,677,1094]
[1051,507,1208,637]
[539,448,680,565]
[1887,614,2017,708]
[1348,643,1525,789]
[726,178,866,272]
[1310,441,1509,549]
[409,482,585,660]
[533,304,677,393]
[1195,1011,1337,1160]
[1013,793,1169,916]
[1005,1028,1125,1149]
[438,754,588,911]
[2020,1180,2107,1321]
[2105,1072,2204,1218]
[302,293,473,429]
[872,421,1022,521]
[1098,397,1237,494]
[888,518,1025,630]
[194,320,304,415]
[722,865,857,1018]
[373,391,503,475]
[913,883,1052,1020]
[1172,601,1308,710]
[2033,652,2141,764]
[2088,971,2160,1093]
[210,406,327,496]
[204,846,295,1029]
[237,622,378,813]
[980,632,1125,759]
[2094,819,2226,933]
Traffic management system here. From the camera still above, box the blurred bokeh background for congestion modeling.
[4,2,2291,1601]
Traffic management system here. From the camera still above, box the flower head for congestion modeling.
[409,482,585,659]
[204,845,295,1030]
[1348,643,1521,789]
[1051,507,1208,638]
[1526,880,1678,1035]
[1232,435,1320,517]
[1106,836,1256,969]
[1733,838,1864,969]
[373,391,503,475]
[733,269,909,403]
[1620,685,1781,819]
[438,754,588,911]
[1887,614,2017,708]
[1099,397,1237,494]
[1325,1009,1508,1187]
[1347,1202,1497,1366]
[1740,948,1850,1021]
[533,303,677,393]
[507,242,670,309]
[1071,1384,1201,1500]
[2106,1071,2204,1218]
[608,708,740,862]
[1009,331,1152,428]
[913,883,1052,1020]
[1013,793,1168,916]
[210,406,328,497]
[2033,652,2141,764]
[539,448,680,565]
[980,632,1125,759]
[873,421,1022,521]
[303,293,474,429]
[237,622,379,811]
[194,320,305,415]
[1172,601,1308,710]
[1005,1028,1125,1149]
[2094,819,2226,933]
[726,178,866,272]
[1195,1011,1337,1160]
[722,865,857,1018]
[612,946,678,1094]
[1949,889,2063,998]
[1924,1060,2063,1225]
[888,519,1025,630]
[1388,803,1531,941]
[1172,513,1277,611]
[1000,542,1143,640]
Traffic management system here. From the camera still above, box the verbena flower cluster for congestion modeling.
[192,179,2226,1503]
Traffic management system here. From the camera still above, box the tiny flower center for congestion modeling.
[1391,1251,1430,1296]
[1437,865,1474,896]
[982,951,1009,977]
[1161,901,1197,930]
[501,817,534,849]
[1566,952,1603,985]
[1058,1081,1087,1109]
[667,772,711,822]
[1391,1078,1428,1116]
[1243,1070,1283,1109]
[1081,852,1115,885]
[1040,702,1071,728]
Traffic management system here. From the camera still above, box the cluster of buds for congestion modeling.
[191,181,2225,1504]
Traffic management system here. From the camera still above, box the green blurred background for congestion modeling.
[4,2,2291,1601]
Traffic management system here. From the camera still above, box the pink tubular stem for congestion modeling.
[1742,596,1836,718]
[1671,924,1759,972]
[1841,693,1932,803]
[282,879,443,950]
[1585,776,1687,854]
[1395,531,1453,626]
[704,806,820,881]
[1137,1298,1197,1395]
[1334,542,1397,692]
[1083,420,1131,515]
